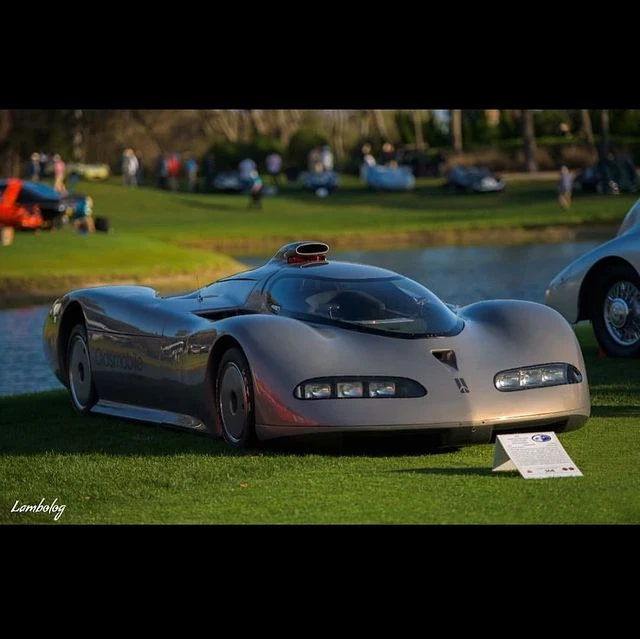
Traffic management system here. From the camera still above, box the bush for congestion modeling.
[286,128,329,169]
[205,137,285,173]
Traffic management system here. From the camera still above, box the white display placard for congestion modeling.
[492,432,582,479]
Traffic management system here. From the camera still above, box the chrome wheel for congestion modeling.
[604,280,640,346]
[69,333,93,410]
[219,361,250,444]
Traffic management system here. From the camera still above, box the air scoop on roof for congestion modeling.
[272,241,330,264]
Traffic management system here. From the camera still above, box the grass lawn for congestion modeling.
[1,324,638,525]
[30,176,638,247]
[0,177,636,307]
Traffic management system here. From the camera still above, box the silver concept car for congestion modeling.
[44,241,590,448]
[545,198,640,358]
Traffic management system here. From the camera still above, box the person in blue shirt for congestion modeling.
[248,170,263,209]
[184,156,198,192]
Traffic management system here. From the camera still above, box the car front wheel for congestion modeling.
[591,265,640,357]
[67,323,98,413]
[216,347,256,448]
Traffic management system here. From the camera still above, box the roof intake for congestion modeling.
[271,241,330,264]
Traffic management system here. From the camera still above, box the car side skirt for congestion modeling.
[91,399,207,432]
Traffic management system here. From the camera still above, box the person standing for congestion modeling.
[53,154,66,194]
[247,170,263,208]
[381,142,396,165]
[122,149,139,187]
[320,145,334,172]
[185,155,198,192]
[156,153,168,189]
[308,147,322,173]
[265,151,282,186]
[239,157,257,192]
[27,153,41,181]
[135,150,144,186]
[167,153,180,191]
[558,165,573,209]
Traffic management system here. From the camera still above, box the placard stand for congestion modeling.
[492,432,582,479]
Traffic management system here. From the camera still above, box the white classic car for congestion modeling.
[545,198,640,357]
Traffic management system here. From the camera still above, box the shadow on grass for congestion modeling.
[1,393,457,458]
[591,405,640,418]
[387,467,495,477]
[262,432,458,458]
[176,198,239,212]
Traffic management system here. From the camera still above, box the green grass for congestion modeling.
[1,325,638,524]
[47,176,637,244]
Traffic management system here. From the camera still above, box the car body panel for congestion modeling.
[45,241,590,446]
[365,165,415,191]
[445,167,505,193]
[301,171,338,192]
[0,178,44,228]
[0,178,92,229]
[66,163,110,181]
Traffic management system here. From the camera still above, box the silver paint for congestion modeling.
[44,242,591,446]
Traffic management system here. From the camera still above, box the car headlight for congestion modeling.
[494,363,583,392]
[369,381,396,397]
[294,377,426,399]
[303,382,332,399]
[337,381,363,398]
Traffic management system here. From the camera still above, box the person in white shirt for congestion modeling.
[239,158,257,191]
[320,145,334,172]
[265,152,282,186]
[122,149,139,187]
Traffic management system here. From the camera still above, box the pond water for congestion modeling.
[0,239,604,398]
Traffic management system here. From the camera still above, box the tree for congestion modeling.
[601,109,610,157]
[581,109,595,148]
[372,110,390,140]
[451,110,462,153]
[412,110,425,151]
[521,109,538,172]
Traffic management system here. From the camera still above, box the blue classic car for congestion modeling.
[445,166,505,194]
[364,165,415,191]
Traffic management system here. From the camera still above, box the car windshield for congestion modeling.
[267,274,463,338]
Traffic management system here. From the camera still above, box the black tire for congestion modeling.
[590,264,640,358]
[66,324,98,413]
[216,347,256,448]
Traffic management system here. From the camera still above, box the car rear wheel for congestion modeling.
[591,264,640,357]
[216,347,256,448]
[67,324,98,413]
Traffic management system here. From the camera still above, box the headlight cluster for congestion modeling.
[294,377,426,400]
[494,363,583,392]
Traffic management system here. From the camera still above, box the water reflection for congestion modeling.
[0,240,603,397]
[0,305,64,397]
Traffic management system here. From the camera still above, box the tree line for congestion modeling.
[1,109,638,176]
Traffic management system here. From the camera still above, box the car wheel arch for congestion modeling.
[207,335,244,385]
[578,256,638,321]
[58,301,87,386]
